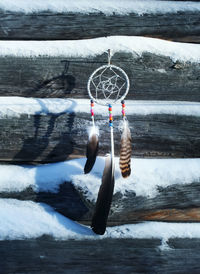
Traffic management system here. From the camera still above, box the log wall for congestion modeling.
[0,10,199,43]
[0,52,200,101]
[0,2,200,225]
[0,112,199,163]
[2,181,200,224]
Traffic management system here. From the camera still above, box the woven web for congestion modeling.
[88,65,129,105]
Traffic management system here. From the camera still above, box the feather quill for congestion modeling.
[119,119,132,178]
[84,126,99,174]
[91,154,115,235]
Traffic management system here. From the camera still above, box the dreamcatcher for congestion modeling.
[84,50,132,235]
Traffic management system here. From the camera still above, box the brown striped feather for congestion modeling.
[119,119,132,178]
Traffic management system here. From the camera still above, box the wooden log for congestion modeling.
[2,238,200,274]
[0,185,89,221]
[0,110,199,163]
[0,52,200,101]
[0,10,199,42]
[108,183,200,224]
[2,181,200,224]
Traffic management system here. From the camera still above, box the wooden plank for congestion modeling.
[0,52,200,101]
[0,10,199,42]
[0,111,199,163]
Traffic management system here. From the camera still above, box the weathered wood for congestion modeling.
[2,181,200,224]
[0,185,89,221]
[0,10,199,42]
[0,111,199,163]
[108,183,200,224]
[3,238,200,274]
[0,52,200,101]
[125,208,200,222]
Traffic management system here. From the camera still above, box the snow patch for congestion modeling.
[73,158,200,201]
[0,36,200,63]
[1,199,200,241]
[158,239,172,251]
[0,98,200,118]
[156,68,167,74]
[0,158,200,202]
[0,199,94,240]
[106,222,200,241]
[0,0,200,15]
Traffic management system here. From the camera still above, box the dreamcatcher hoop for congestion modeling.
[87,64,130,106]
[86,50,132,235]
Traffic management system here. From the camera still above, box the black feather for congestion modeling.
[84,133,99,174]
[91,154,115,235]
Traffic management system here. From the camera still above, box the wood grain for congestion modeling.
[0,52,199,101]
[2,181,200,224]
[0,11,199,42]
[109,183,200,224]
[0,112,199,163]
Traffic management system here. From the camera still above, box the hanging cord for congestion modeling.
[90,99,95,127]
[108,49,111,66]
[109,104,115,176]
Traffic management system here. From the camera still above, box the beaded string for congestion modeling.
[108,104,113,127]
[90,99,95,126]
[108,104,115,172]
[121,100,126,121]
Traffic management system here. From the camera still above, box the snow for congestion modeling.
[1,155,200,241]
[0,97,200,118]
[0,0,200,15]
[71,157,200,201]
[1,157,200,202]
[1,199,200,241]
[106,222,200,241]
[1,36,200,63]
[0,199,94,240]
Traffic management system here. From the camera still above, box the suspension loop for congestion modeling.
[108,49,111,66]
[108,104,113,127]
[90,99,95,126]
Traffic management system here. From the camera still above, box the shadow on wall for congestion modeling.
[1,158,107,220]
[13,99,77,163]
[35,156,105,220]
